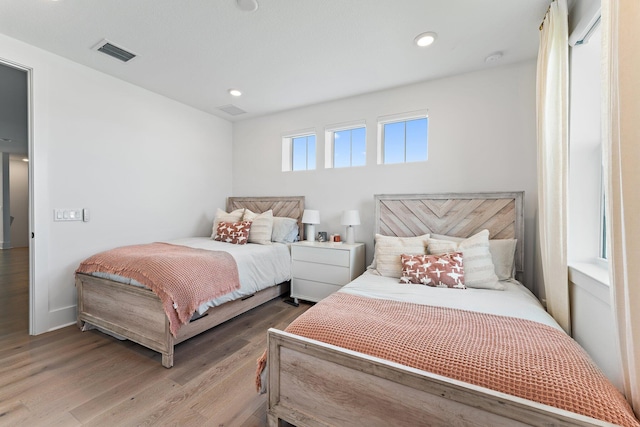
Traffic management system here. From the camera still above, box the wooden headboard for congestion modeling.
[374,192,524,282]
[226,196,306,240]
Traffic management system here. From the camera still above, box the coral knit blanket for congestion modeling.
[76,242,241,337]
[275,292,640,427]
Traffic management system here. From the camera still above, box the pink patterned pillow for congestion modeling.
[400,252,466,289]
[213,221,252,245]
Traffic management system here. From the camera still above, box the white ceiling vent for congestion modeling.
[92,39,137,62]
[218,104,247,116]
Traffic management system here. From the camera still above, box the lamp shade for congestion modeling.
[341,210,360,226]
[302,209,320,224]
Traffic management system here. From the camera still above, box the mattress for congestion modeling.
[89,237,292,314]
[339,271,562,330]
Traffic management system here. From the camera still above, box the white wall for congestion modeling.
[0,33,233,333]
[9,156,28,247]
[233,61,540,293]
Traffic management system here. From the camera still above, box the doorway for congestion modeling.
[0,60,30,335]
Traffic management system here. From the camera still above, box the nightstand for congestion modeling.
[290,241,365,304]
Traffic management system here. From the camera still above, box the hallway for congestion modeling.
[0,246,29,335]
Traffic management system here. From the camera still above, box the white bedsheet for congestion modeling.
[91,237,292,314]
[339,272,562,330]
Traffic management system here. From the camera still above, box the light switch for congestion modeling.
[53,208,85,222]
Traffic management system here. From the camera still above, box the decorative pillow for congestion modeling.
[488,239,517,280]
[370,234,429,278]
[243,209,274,245]
[213,221,252,245]
[211,208,244,239]
[271,216,299,243]
[428,229,503,290]
[431,233,517,281]
[400,252,466,289]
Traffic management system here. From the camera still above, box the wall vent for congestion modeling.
[92,39,137,62]
[218,104,247,116]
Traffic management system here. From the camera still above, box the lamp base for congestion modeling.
[345,226,355,245]
[306,224,316,241]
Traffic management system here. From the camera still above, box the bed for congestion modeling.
[265,192,640,427]
[75,196,304,368]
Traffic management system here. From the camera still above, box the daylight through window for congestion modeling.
[379,115,428,164]
[325,125,366,168]
[291,134,316,171]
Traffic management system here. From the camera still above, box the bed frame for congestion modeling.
[267,192,611,426]
[76,195,304,368]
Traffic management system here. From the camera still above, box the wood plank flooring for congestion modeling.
[0,248,310,426]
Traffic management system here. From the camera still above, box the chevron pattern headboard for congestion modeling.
[374,192,524,281]
[227,196,305,239]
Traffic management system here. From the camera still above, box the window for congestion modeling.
[325,122,366,168]
[378,112,428,164]
[282,131,316,172]
[600,174,607,259]
[292,135,316,171]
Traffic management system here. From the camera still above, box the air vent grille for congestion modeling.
[93,39,136,62]
[218,104,247,116]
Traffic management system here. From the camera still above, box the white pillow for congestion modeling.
[243,209,274,245]
[211,208,244,239]
[428,229,504,290]
[271,217,299,243]
[371,234,430,278]
[431,233,517,281]
[488,239,517,280]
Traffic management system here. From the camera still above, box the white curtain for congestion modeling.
[536,0,570,333]
[601,0,640,416]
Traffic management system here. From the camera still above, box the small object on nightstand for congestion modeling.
[290,241,365,304]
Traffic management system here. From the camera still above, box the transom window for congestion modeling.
[282,131,316,172]
[325,122,366,168]
[292,135,316,171]
[378,112,428,164]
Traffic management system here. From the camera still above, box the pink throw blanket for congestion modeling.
[76,242,241,336]
[262,292,639,427]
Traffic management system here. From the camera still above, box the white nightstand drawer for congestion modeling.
[292,245,350,267]
[292,261,350,285]
[291,279,342,302]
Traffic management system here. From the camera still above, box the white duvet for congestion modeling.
[339,271,562,330]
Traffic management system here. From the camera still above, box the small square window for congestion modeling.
[326,124,366,168]
[282,132,316,171]
[378,113,428,164]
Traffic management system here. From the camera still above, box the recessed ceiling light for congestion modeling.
[22,158,29,162]
[236,0,258,12]
[414,32,437,47]
[228,89,242,97]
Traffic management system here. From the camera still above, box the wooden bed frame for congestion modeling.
[267,192,611,427]
[76,196,304,368]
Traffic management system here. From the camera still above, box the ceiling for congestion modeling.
[0,0,549,122]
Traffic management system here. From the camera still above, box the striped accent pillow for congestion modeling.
[243,209,274,245]
[428,229,503,290]
[372,234,429,278]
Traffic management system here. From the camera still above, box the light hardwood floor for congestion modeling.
[0,248,309,426]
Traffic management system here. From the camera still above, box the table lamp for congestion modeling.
[341,210,360,245]
[301,209,320,241]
